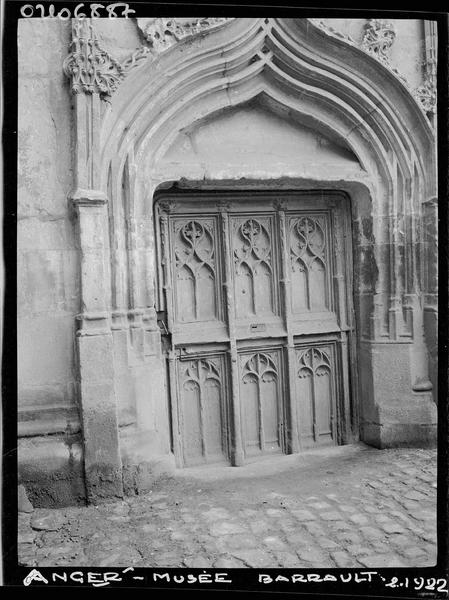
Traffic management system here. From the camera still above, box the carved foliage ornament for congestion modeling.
[414,51,437,118]
[64,17,233,97]
[136,17,232,52]
[414,77,437,117]
[361,19,397,65]
[63,18,125,96]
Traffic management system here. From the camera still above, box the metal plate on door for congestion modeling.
[250,323,267,332]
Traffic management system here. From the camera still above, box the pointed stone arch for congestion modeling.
[65,17,437,500]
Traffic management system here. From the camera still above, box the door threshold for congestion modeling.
[172,443,374,480]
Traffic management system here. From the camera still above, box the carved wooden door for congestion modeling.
[157,192,354,467]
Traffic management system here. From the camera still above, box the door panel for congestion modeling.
[231,215,279,320]
[239,350,283,456]
[158,192,354,467]
[296,345,336,448]
[289,213,331,314]
[171,216,222,325]
[178,355,229,466]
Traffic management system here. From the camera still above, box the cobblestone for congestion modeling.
[18,445,437,568]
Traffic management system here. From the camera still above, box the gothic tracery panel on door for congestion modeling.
[295,344,337,448]
[239,350,285,457]
[289,213,332,314]
[178,355,229,466]
[231,215,279,321]
[171,217,222,325]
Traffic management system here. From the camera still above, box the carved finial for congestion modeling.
[63,18,125,96]
[361,19,396,65]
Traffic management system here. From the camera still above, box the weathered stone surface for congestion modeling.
[17,447,436,568]
[214,555,247,568]
[230,549,274,568]
[320,511,343,521]
[31,512,66,531]
[359,554,407,567]
[18,485,34,513]
[18,18,80,455]
[262,536,289,551]
[210,521,247,536]
[18,531,36,545]
[291,509,317,521]
[183,556,213,568]
[19,436,86,508]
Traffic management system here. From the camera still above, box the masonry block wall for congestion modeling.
[18,19,86,505]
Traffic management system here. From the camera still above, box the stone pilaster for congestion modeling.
[65,18,123,502]
[423,199,438,400]
[72,191,123,502]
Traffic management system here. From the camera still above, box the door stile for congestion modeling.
[168,349,183,466]
[197,378,208,460]
[160,208,183,466]
[255,363,265,451]
[332,202,352,443]
[277,205,300,453]
[342,201,358,441]
[219,206,244,466]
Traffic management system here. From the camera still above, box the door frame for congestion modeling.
[154,187,359,467]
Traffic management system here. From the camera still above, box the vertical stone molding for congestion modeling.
[423,199,438,399]
[71,192,124,503]
[65,18,123,502]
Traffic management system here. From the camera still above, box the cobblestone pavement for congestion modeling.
[18,444,437,568]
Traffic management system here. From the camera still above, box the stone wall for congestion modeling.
[18,18,85,505]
